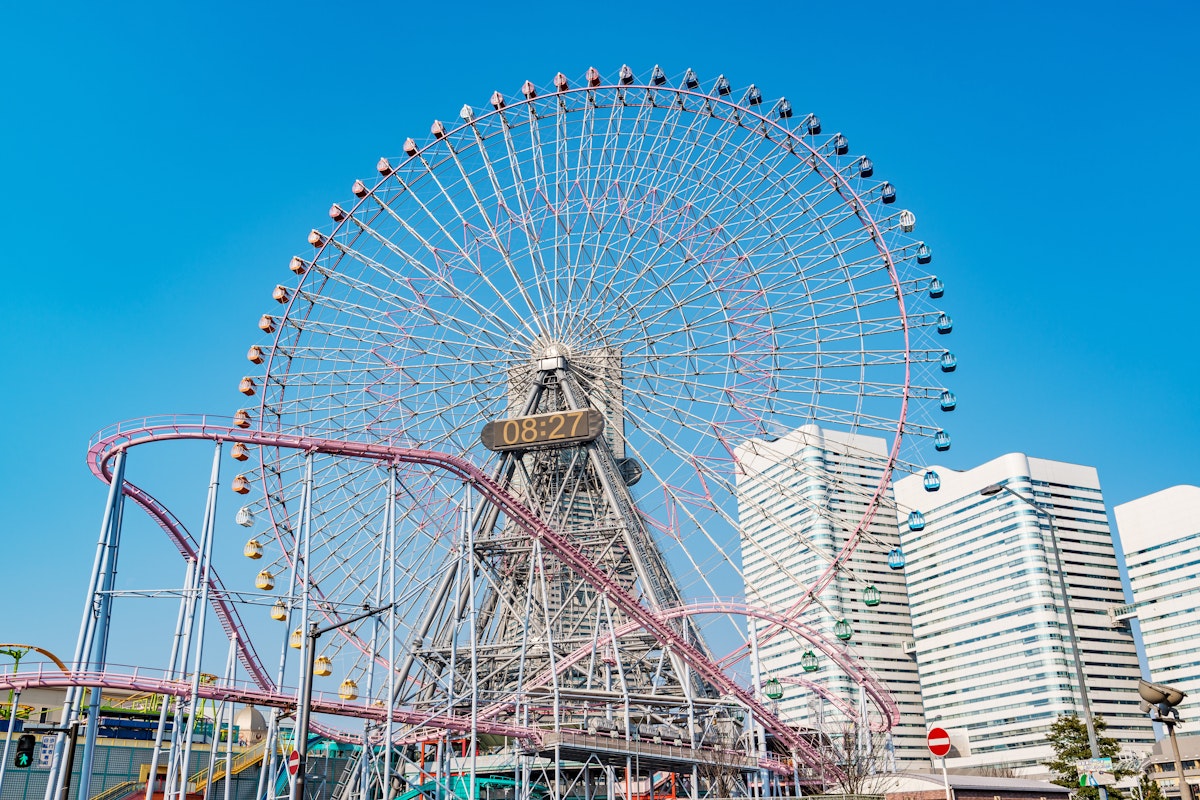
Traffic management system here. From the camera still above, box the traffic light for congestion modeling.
[14,734,35,768]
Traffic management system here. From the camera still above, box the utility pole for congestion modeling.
[293,603,396,800]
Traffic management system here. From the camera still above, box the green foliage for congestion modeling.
[1137,773,1165,800]
[1042,714,1131,800]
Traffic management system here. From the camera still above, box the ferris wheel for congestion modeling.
[225,64,952,786]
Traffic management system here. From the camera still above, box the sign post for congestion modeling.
[1076,758,1114,790]
[928,727,952,800]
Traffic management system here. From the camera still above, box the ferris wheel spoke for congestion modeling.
[552,83,578,313]
[379,172,546,343]
[568,177,857,339]
[621,446,759,640]
[584,146,780,318]
[492,109,555,307]
[650,451,842,616]
[423,135,551,331]
[563,102,760,321]
[571,89,686,307]
[467,119,557,319]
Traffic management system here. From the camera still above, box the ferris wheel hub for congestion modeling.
[537,342,571,371]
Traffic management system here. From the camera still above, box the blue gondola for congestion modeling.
[940,390,957,411]
[650,65,667,85]
[683,69,699,88]
[936,314,953,334]
[888,547,906,570]
[858,156,873,177]
[916,243,932,264]
[923,470,941,492]
[940,351,957,372]
[928,277,944,298]
[777,98,793,118]
[907,510,926,531]
[934,430,951,451]
[714,75,731,95]
[881,182,896,203]
[833,133,848,154]
[807,115,822,135]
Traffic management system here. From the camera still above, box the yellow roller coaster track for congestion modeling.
[0,645,69,673]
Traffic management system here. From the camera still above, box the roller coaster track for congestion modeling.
[0,666,535,742]
[84,416,839,775]
[474,601,898,732]
[774,677,884,733]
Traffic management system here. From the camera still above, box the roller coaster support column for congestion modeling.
[354,469,393,800]
[466,494,479,800]
[294,603,396,800]
[289,452,315,800]
[79,454,129,800]
[383,465,396,800]
[146,559,198,800]
[265,457,312,800]
[748,621,768,798]
[177,442,224,800]
[44,449,126,800]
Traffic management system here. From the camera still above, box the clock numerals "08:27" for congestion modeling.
[479,409,605,452]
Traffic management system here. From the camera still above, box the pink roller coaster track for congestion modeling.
[475,602,898,733]
[80,415,844,772]
[0,664,532,742]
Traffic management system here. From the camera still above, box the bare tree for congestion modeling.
[823,721,901,796]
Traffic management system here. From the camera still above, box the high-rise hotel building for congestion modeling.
[1114,485,1200,701]
[735,425,930,768]
[893,454,1153,775]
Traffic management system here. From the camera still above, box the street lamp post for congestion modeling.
[1138,679,1192,800]
[979,482,1107,800]
[293,603,395,800]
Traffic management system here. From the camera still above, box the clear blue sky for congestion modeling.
[2,1,1197,666]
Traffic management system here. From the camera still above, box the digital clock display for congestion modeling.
[480,409,606,452]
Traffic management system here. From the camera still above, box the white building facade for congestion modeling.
[893,454,1153,776]
[735,425,929,768]
[1114,485,1200,701]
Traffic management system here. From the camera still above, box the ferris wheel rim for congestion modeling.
[226,67,952,762]
[252,70,926,627]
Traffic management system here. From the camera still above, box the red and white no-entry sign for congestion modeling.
[287,749,300,775]
[927,727,951,757]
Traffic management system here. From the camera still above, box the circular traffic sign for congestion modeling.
[287,749,300,776]
[927,727,951,757]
